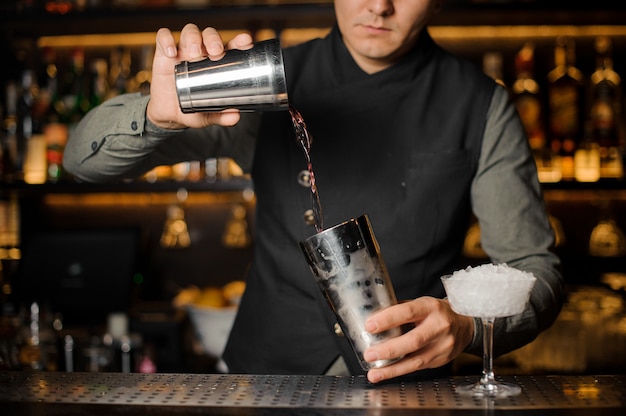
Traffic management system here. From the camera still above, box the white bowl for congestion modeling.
[187,304,238,358]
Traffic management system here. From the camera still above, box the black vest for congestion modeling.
[223,27,495,375]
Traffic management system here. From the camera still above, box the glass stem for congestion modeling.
[480,317,496,387]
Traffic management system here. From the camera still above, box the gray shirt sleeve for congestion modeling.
[465,85,565,357]
[63,92,260,183]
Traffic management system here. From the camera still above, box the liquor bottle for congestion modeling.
[43,122,68,183]
[547,36,585,181]
[16,70,37,176]
[588,36,623,179]
[43,49,85,182]
[482,51,506,88]
[512,42,546,153]
[17,302,59,371]
[23,47,58,184]
[574,121,601,182]
[0,258,20,370]
[44,0,73,14]
[127,45,153,95]
[44,95,69,183]
[17,302,44,371]
[107,46,131,99]
[15,68,49,185]
[1,82,19,183]
[23,132,47,184]
[33,47,58,128]
[22,69,48,186]
[55,47,88,128]
[88,58,109,111]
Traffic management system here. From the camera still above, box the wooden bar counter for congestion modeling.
[1,371,624,415]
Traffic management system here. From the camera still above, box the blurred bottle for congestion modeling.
[0,196,21,371]
[127,45,153,95]
[1,82,19,183]
[23,133,47,184]
[136,342,157,373]
[16,70,38,178]
[574,121,601,182]
[23,68,49,186]
[0,259,16,318]
[107,46,132,99]
[547,36,585,181]
[589,198,626,258]
[88,58,109,110]
[512,42,546,153]
[44,0,73,14]
[482,51,506,88]
[42,48,87,182]
[17,302,59,371]
[588,36,623,180]
[44,122,68,183]
[0,196,20,257]
[0,259,20,370]
[23,68,49,187]
[17,302,44,370]
[33,47,58,126]
[54,47,88,128]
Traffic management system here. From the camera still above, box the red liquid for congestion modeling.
[289,106,324,232]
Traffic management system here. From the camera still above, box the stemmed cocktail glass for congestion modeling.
[441,264,536,398]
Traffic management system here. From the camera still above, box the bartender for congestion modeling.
[63,0,564,383]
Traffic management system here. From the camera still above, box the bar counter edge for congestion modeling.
[1,371,624,416]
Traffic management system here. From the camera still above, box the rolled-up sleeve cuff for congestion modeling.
[144,114,187,137]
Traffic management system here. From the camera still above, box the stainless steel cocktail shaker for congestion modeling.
[175,38,288,113]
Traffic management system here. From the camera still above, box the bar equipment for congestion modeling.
[441,264,536,397]
[300,214,403,370]
[2,372,625,415]
[175,38,288,113]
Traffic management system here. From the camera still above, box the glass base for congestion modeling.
[360,353,404,370]
[455,381,522,398]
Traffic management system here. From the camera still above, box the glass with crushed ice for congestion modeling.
[441,264,536,397]
[300,214,403,370]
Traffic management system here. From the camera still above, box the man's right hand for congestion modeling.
[147,24,254,130]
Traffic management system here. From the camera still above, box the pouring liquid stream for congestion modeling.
[289,106,324,233]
